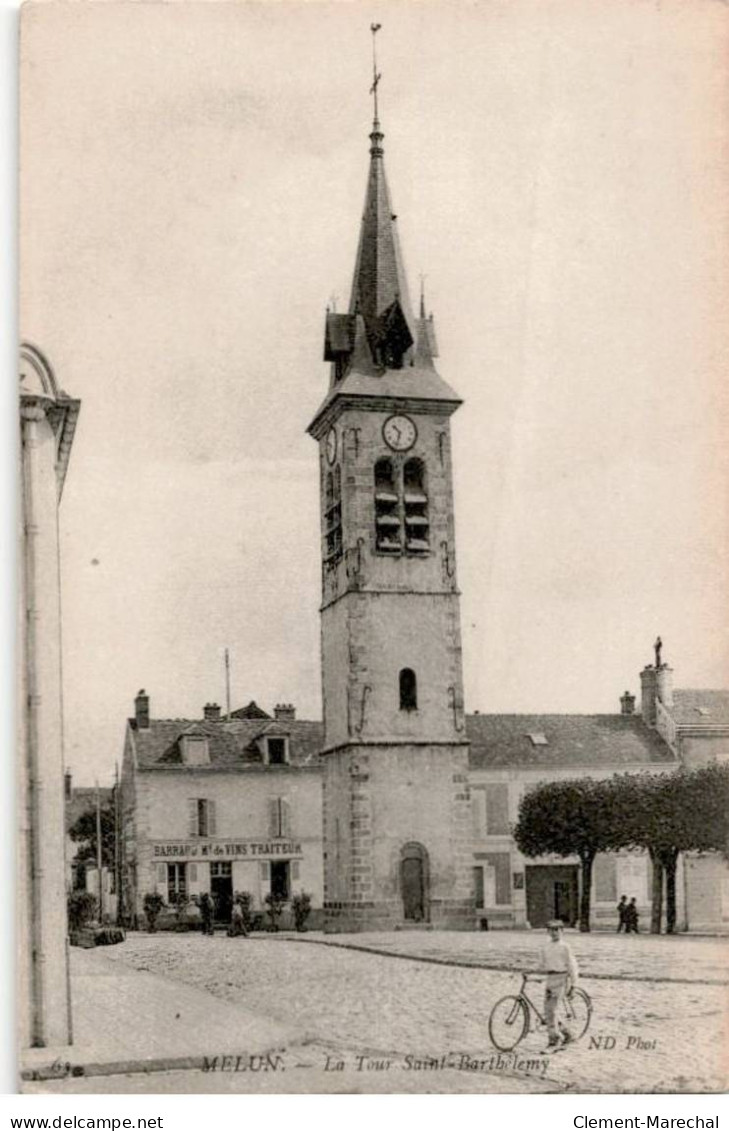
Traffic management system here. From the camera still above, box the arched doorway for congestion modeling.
[400,843,429,922]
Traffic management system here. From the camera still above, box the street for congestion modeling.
[23,930,728,1094]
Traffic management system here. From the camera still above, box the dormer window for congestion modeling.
[181,734,210,765]
[526,733,548,747]
[266,737,289,765]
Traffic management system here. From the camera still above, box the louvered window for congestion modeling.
[374,458,400,552]
[375,457,429,554]
[403,458,429,552]
[325,465,343,562]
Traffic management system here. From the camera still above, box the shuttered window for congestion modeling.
[268,797,291,838]
[484,852,511,905]
[188,798,216,837]
[485,784,510,836]
[471,791,487,839]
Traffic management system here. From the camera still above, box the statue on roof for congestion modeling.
[654,636,662,668]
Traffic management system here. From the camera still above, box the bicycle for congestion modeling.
[488,972,592,1052]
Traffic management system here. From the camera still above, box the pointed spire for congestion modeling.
[346,25,415,370]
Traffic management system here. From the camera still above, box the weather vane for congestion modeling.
[370,23,382,121]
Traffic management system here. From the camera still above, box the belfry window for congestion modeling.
[374,458,401,552]
[403,458,429,552]
[325,465,342,562]
[399,668,418,711]
[374,457,430,554]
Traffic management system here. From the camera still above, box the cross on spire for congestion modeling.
[370,23,382,124]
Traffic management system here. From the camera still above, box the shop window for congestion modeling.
[167,863,187,903]
[399,668,418,711]
[188,797,217,837]
[270,860,290,900]
[485,784,510,836]
[268,797,292,839]
[325,465,343,562]
[403,458,429,552]
[266,737,288,765]
[374,458,401,552]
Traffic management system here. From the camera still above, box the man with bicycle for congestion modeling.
[541,919,580,1049]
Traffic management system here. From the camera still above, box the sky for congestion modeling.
[19,0,729,785]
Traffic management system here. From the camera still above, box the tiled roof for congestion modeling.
[131,718,324,770]
[670,690,729,727]
[466,714,675,770]
[65,787,113,833]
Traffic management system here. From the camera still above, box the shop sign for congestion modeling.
[152,840,303,860]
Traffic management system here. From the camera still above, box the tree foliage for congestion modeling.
[514,764,729,935]
[514,777,620,932]
[69,804,116,871]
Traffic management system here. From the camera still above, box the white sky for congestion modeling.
[20,0,729,785]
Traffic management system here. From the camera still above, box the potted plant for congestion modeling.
[292,892,312,932]
[264,891,287,932]
[143,891,165,933]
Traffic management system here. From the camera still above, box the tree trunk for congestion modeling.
[579,852,594,932]
[664,850,679,935]
[649,849,663,934]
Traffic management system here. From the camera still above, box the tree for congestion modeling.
[514,777,619,932]
[614,765,729,933]
[69,803,115,872]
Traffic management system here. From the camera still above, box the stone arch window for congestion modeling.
[325,465,342,562]
[374,457,401,552]
[403,457,429,553]
[399,667,418,711]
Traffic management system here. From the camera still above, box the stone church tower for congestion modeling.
[308,85,475,931]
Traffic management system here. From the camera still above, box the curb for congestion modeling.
[21,1046,288,1083]
[256,934,729,986]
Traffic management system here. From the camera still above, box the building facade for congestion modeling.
[18,344,80,1048]
[120,695,324,926]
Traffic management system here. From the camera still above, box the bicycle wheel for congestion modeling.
[558,987,592,1042]
[488,994,530,1052]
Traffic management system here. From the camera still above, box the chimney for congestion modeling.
[639,667,657,726]
[64,769,72,800]
[274,703,296,722]
[620,691,635,716]
[656,665,674,709]
[203,702,221,722]
[134,689,150,729]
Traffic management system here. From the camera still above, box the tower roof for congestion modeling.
[347,118,416,367]
[312,35,458,435]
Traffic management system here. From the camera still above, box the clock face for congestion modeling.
[383,414,417,452]
[325,428,337,465]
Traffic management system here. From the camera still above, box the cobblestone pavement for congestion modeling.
[286,929,729,982]
[89,931,727,1093]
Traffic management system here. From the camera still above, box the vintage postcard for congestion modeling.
[18,0,729,1095]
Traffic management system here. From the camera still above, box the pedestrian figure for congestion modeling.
[625,897,639,934]
[540,919,579,1049]
[199,892,215,936]
[228,899,248,938]
[616,895,628,933]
